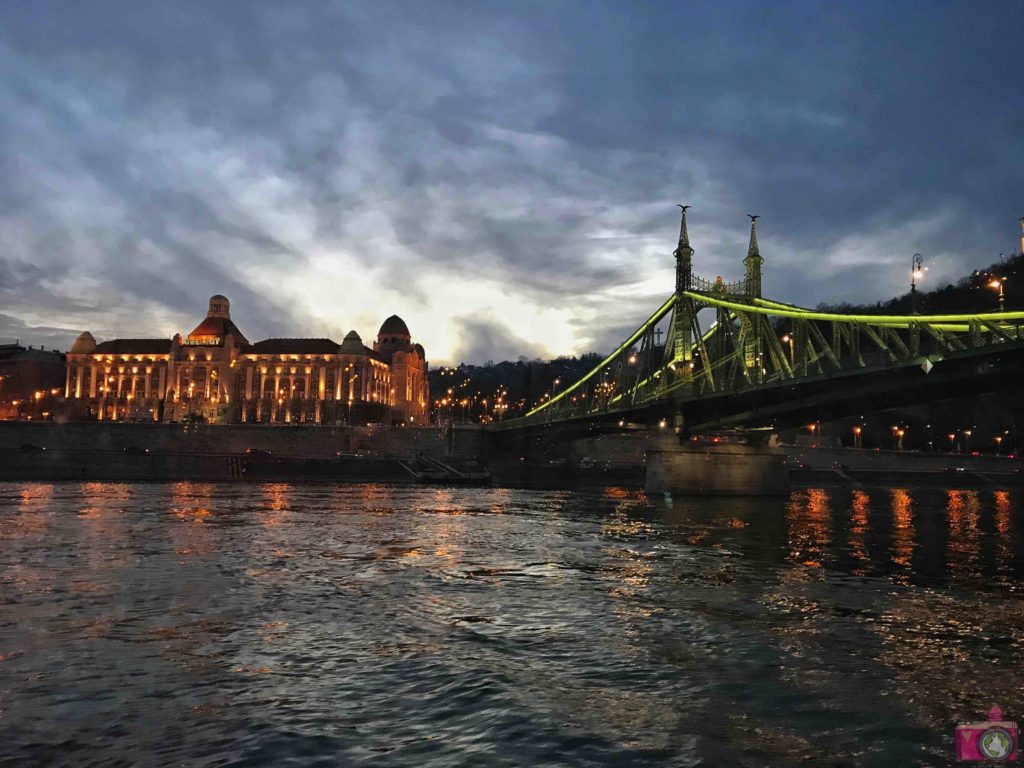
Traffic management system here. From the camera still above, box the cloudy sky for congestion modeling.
[2,1,1022,364]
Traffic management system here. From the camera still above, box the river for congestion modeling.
[1,482,1022,767]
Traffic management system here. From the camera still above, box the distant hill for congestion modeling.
[818,253,1022,315]
[428,353,602,423]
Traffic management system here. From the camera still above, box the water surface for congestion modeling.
[1,482,1022,767]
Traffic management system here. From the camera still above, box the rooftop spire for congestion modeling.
[746,214,761,260]
[677,204,692,250]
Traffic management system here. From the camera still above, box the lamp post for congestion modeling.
[347,372,359,425]
[782,334,794,367]
[852,424,862,449]
[989,277,1006,311]
[995,435,1003,455]
[910,254,925,313]
[948,432,957,453]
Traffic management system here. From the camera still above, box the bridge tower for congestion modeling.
[670,205,696,377]
[744,215,763,299]
[740,215,765,382]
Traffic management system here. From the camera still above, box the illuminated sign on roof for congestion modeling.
[184,336,221,346]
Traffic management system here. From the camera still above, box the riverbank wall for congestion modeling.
[0,422,486,459]
[0,422,487,483]
[2,422,1022,489]
[784,444,1023,473]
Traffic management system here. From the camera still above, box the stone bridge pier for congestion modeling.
[644,428,789,496]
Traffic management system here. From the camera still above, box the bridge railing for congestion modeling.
[690,275,748,296]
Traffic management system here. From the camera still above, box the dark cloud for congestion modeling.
[0,313,85,352]
[448,315,548,366]
[1,1,1021,360]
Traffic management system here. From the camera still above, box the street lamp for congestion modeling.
[852,424,862,449]
[989,277,1007,311]
[911,254,925,313]
[995,435,1003,454]
[948,433,957,452]
[896,427,905,450]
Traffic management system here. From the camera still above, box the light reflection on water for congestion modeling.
[1,482,1022,767]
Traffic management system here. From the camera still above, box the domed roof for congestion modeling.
[69,331,97,354]
[378,315,410,338]
[207,294,231,319]
[340,329,364,354]
[413,342,425,357]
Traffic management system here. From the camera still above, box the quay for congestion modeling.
[3,422,1024,491]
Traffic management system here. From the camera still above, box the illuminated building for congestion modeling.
[0,343,66,420]
[64,295,430,425]
[374,315,429,425]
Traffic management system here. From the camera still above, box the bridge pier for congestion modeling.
[644,432,789,496]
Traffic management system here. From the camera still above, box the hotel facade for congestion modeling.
[64,295,429,425]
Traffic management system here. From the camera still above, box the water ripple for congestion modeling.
[1,483,1022,766]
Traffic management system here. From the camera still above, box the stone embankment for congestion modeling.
[0,422,485,482]
[2,422,1022,490]
[785,445,1024,488]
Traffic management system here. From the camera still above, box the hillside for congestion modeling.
[819,253,1022,315]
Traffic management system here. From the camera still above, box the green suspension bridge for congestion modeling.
[493,207,1024,438]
